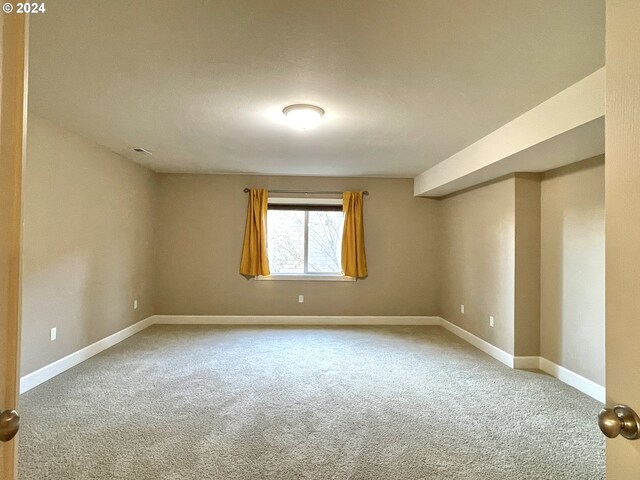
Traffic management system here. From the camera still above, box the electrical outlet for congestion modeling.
[460,304,465,314]
[50,327,57,341]
[489,316,495,328]
[133,299,138,310]
[298,295,304,303]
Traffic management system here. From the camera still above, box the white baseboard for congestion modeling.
[538,357,605,403]
[20,314,605,403]
[512,356,541,369]
[20,315,438,392]
[20,316,154,394]
[438,317,515,368]
[152,315,441,326]
[438,317,605,402]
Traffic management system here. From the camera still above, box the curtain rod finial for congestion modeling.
[243,188,250,193]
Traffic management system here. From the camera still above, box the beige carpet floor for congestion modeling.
[18,325,604,479]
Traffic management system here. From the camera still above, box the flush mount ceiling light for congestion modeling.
[282,104,325,131]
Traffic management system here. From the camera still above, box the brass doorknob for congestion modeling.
[598,405,640,440]
[0,409,20,442]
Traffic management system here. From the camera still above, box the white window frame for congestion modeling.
[255,196,355,282]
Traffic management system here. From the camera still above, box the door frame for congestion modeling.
[0,11,28,480]
[604,0,640,476]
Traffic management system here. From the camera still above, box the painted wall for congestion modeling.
[439,162,603,367]
[154,174,439,316]
[20,113,156,376]
[540,156,605,385]
[514,174,541,357]
[438,177,516,354]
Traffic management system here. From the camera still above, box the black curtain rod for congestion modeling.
[243,188,369,196]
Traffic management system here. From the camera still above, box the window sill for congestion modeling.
[254,274,356,282]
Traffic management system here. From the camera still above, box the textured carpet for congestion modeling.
[19,325,604,479]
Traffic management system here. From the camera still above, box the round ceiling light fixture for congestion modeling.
[282,104,325,131]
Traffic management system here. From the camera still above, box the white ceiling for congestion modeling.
[28,0,604,177]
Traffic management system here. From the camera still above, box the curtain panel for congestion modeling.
[341,191,368,278]
[239,188,270,277]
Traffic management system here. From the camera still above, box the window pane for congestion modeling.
[307,211,344,273]
[267,210,305,273]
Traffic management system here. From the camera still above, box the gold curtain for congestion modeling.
[341,191,368,278]
[239,188,270,277]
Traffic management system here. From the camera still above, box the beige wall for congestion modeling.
[514,174,541,357]
[540,156,605,385]
[438,177,516,354]
[21,113,156,376]
[439,162,604,366]
[154,174,439,316]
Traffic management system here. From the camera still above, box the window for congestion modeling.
[266,199,346,278]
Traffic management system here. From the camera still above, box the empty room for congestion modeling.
[2,1,640,479]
